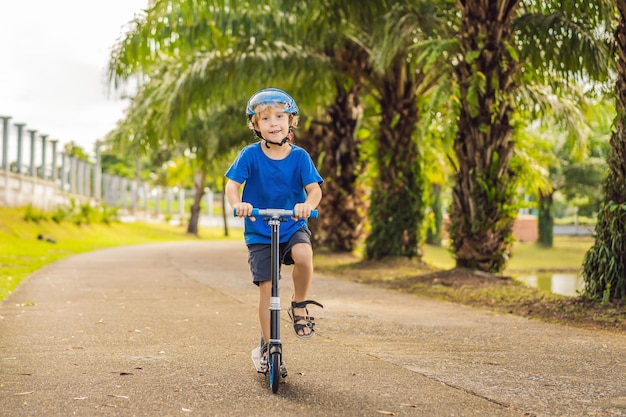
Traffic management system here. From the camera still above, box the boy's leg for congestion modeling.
[290,242,314,337]
[258,280,271,343]
[248,244,272,343]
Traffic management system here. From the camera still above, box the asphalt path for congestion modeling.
[1,241,625,416]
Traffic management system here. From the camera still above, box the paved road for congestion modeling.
[1,241,625,417]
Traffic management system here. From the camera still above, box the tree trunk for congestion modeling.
[449,0,520,273]
[582,3,626,300]
[187,169,205,235]
[426,183,443,246]
[537,189,553,247]
[298,83,365,252]
[132,155,141,215]
[365,58,424,260]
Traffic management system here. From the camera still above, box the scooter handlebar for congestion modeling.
[233,208,318,219]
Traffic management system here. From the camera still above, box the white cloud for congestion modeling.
[0,0,146,153]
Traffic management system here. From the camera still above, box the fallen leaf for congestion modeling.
[108,394,129,399]
[182,408,193,412]
[100,404,117,408]
[74,396,88,400]
[14,391,34,396]
[111,371,134,376]
[400,403,417,408]
[376,411,395,416]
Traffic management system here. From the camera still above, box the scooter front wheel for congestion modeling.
[269,352,281,393]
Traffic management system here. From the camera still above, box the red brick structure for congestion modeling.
[442,214,538,243]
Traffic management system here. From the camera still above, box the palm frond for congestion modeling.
[514,2,615,83]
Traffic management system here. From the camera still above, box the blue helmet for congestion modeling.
[246,88,298,118]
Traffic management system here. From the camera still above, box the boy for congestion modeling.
[224,88,324,364]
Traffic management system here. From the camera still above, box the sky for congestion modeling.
[0,0,148,154]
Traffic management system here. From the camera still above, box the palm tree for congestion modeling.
[109,0,449,256]
[517,97,612,247]
[108,0,375,243]
[449,0,614,272]
[296,82,366,252]
[265,0,449,257]
[110,36,252,234]
[357,1,456,259]
[422,103,457,246]
[448,0,520,273]
[363,55,426,259]
[274,7,373,252]
[108,1,287,234]
[582,0,626,301]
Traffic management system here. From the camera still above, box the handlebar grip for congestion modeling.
[234,208,318,219]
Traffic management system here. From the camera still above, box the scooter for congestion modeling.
[245,208,318,393]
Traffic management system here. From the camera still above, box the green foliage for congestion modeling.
[425,184,444,246]
[449,166,519,272]
[602,283,612,305]
[467,72,487,118]
[23,204,47,223]
[23,201,119,227]
[63,142,91,161]
[364,83,427,259]
[50,206,70,224]
[365,185,425,259]
[554,215,597,226]
[582,201,626,300]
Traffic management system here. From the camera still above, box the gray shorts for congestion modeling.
[247,227,312,286]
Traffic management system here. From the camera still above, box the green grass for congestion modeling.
[421,236,594,274]
[0,206,242,301]
[4,206,617,332]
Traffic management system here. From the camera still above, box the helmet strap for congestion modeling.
[257,127,294,148]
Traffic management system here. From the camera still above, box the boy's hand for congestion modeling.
[293,203,313,220]
[234,202,255,221]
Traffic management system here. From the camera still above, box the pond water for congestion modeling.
[516,274,584,297]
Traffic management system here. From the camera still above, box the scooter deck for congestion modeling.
[251,346,265,373]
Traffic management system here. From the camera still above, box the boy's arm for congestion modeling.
[293,182,322,218]
[225,179,254,218]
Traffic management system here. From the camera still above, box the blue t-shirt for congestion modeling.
[225,142,323,245]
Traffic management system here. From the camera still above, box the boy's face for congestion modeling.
[253,105,290,142]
